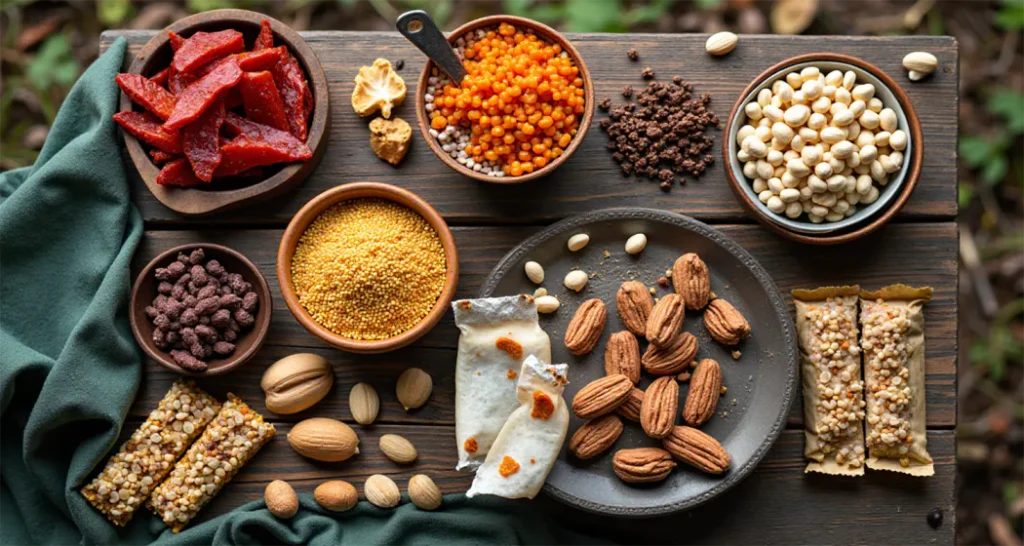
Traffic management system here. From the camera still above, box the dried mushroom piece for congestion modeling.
[351,58,406,119]
[860,284,934,477]
[369,117,412,165]
[792,286,866,476]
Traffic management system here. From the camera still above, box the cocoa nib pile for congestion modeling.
[599,75,718,191]
[146,248,259,372]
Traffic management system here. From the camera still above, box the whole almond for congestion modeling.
[265,480,299,519]
[569,414,623,459]
[682,359,722,426]
[379,434,418,464]
[408,474,442,510]
[615,387,645,422]
[646,293,685,347]
[604,331,641,384]
[704,298,751,346]
[288,417,360,462]
[349,382,379,425]
[642,331,698,376]
[564,298,607,355]
[572,374,632,419]
[616,281,653,336]
[364,474,401,508]
[315,480,358,512]
[705,31,738,56]
[260,353,333,415]
[672,253,711,310]
[612,447,677,483]
[396,368,432,410]
[640,376,679,439]
[662,426,731,474]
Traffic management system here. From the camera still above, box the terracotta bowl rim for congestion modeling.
[276,182,460,354]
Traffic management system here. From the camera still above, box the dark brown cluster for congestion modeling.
[641,67,656,79]
[599,79,718,191]
[146,248,260,372]
[627,48,639,61]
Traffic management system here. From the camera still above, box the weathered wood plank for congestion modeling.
[101,32,958,226]
[130,223,956,427]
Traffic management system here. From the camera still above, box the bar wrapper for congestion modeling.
[793,286,866,476]
[860,284,934,477]
[452,295,551,471]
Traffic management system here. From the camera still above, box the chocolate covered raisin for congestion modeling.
[171,284,186,300]
[195,324,218,344]
[153,328,168,348]
[144,306,159,319]
[211,309,231,328]
[213,341,235,356]
[174,273,191,287]
[171,349,206,372]
[180,308,199,327]
[157,281,173,295]
[195,296,221,316]
[233,309,254,328]
[205,259,225,276]
[223,329,237,342]
[177,252,190,264]
[189,340,205,358]
[190,265,208,286]
[165,330,181,345]
[153,313,170,330]
[188,248,205,265]
[219,293,242,309]
[197,285,218,300]
[242,292,259,313]
[182,294,198,308]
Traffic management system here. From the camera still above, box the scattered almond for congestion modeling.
[625,233,647,255]
[705,31,738,56]
[642,331,698,376]
[315,480,358,512]
[616,281,653,337]
[379,434,418,464]
[640,376,679,439]
[567,233,590,251]
[662,425,731,474]
[682,359,722,427]
[646,293,685,347]
[535,295,560,313]
[396,368,432,410]
[672,253,711,310]
[564,270,589,292]
[260,353,334,415]
[349,382,380,425]
[569,414,623,459]
[572,374,633,419]
[612,447,676,483]
[408,474,442,510]
[265,480,299,519]
[524,261,544,284]
[287,418,360,462]
[604,331,641,384]
[704,298,751,346]
[364,474,401,508]
[564,298,607,355]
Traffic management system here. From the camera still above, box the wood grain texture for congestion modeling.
[129,222,956,428]
[100,32,958,226]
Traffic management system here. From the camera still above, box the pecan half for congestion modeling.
[615,387,645,422]
[662,426,731,474]
[640,376,679,439]
[569,415,623,459]
[642,331,698,376]
[612,447,677,483]
[616,281,652,336]
[704,298,751,346]
[672,253,711,310]
[604,331,641,384]
[564,298,607,355]
[682,358,722,426]
[646,293,685,348]
[572,374,633,419]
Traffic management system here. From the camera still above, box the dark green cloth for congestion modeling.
[0,38,606,546]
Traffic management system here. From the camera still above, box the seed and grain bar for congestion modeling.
[793,286,867,476]
[148,394,275,532]
[80,379,220,526]
[860,285,934,476]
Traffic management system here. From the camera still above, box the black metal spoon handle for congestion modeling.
[396,10,467,83]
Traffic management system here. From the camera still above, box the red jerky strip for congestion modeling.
[224,87,243,110]
[233,167,265,179]
[157,158,204,187]
[214,134,312,177]
[223,112,303,143]
[164,59,242,131]
[239,71,289,132]
[172,29,244,76]
[149,149,177,164]
[253,19,274,51]
[237,47,285,72]
[303,82,313,117]
[271,53,308,141]
[168,31,186,52]
[113,111,182,154]
[150,68,170,87]
[183,99,226,182]
[116,74,176,120]
[168,70,195,95]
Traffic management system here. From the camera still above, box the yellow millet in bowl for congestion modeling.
[290,198,447,340]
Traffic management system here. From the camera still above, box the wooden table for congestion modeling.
[101,30,958,544]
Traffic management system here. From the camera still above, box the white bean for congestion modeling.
[777,82,794,104]
[867,97,883,113]
[862,186,880,205]
[835,87,852,105]
[847,191,862,205]
[812,96,831,114]
[826,175,848,192]
[800,66,820,81]
[766,196,785,213]
[890,151,904,168]
[849,100,866,118]
[832,109,855,127]
[786,159,811,178]
[814,162,833,178]
[819,127,845,144]
[870,160,887,182]
[752,178,768,193]
[842,70,857,90]
[831,140,855,160]
[846,122,860,140]
[833,199,850,214]
[807,112,828,130]
[783,105,811,127]
[745,102,764,121]
[808,213,824,223]
[770,137,788,151]
[779,188,801,203]
[786,72,803,89]
[798,127,820,144]
[792,90,806,104]
[808,175,828,193]
[802,79,822,100]
[879,108,898,132]
[829,102,847,117]
[743,161,758,179]
[758,190,773,204]
[790,135,806,152]
[855,174,873,195]
[879,155,898,174]
[847,152,861,169]
[800,187,814,200]
[874,131,891,148]
[859,144,878,164]
[800,146,823,166]
[757,160,775,180]
[771,122,795,143]
[825,70,843,86]
[812,192,837,208]
[736,125,756,145]
[785,201,803,218]
[825,212,845,222]
[767,149,785,167]
[859,110,880,130]
[890,130,908,151]
[737,149,752,162]
[757,88,773,107]
[856,130,875,148]
[763,105,784,123]
[783,149,800,162]
[811,205,829,217]
[755,125,773,142]
[829,157,846,173]
[780,172,800,188]
[774,165,787,178]
[852,83,875,101]
[758,117,772,128]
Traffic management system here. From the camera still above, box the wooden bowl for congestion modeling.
[130,243,272,376]
[277,182,459,354]
[414,15,595,184]
[722,53,923,245]
[120,9,330,216]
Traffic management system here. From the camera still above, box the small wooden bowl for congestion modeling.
[277,182,459,353]
[723,53,923,245]
[414,15,595,184]
[120,9,330,216]
[130,243,272,376]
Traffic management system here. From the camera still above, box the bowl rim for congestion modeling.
[414,14,596,184]
[120,8,330,216]
[129,242,273,376]
[276,182,460,354]
[722,53,923,245]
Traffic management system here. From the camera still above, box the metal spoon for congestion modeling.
[396,10,467,83]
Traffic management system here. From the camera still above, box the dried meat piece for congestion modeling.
[116,73,176,120]
[167,69,195,95]
[237,46,285,72]
[168,31,186,51]
[149,149,177,164]
[113,111,182,154]
[272,53,309,141]
[214,135,312,177]
[172,29,244,76]
[239,70,289,132]
[221,113,308,150]
[253,18,274,51]
[303,81,313,117]
[183,99,226,181]
[164,59,243,131]
[156,158,204,187]
[150,67,170,87]
[223,87,243,110]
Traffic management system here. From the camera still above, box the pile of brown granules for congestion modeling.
[291,198,446,340]
[599,76,719,191]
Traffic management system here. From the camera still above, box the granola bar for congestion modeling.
[860,284,934,476]
[80,379,220,526]
[148,394,275,532]
[793,286,866,476]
